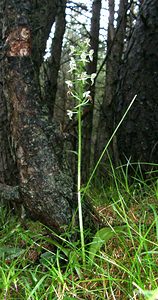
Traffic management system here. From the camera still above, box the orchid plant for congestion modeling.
[66,38,96,265]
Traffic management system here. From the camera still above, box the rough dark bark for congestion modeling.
[115,0,158,166]
[95,0,128,165]
[0,1,18,185]
[0,183,19,203]
[82,0,102,181]
[46,0,67,117]
[0,0,59,187]
[0,75,17,185]
[5,58,74,230]
[1,0,74,231]
[30,0,58,72]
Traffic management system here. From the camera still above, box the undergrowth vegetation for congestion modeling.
[0,165,158,300]
[0,40,158,300]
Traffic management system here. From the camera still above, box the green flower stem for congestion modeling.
[77,95,85,266]
[66,40,95,266]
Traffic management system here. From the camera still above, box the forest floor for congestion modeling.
[0,171,158,300]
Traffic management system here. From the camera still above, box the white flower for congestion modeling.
[69,57,76,72]
[65,80,73,88]
[67,110,73,120]
[70,45,75,55]
[84,38,90,47]
[83,91,91,99]
[80,51,88,63]
[88,49,94,61]
[78,72,89,83]
[91,73,96,85]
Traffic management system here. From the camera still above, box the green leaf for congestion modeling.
[39,251,56,266]
[41,237,70,256]
[0,246,25,259]
[89,225,127,263]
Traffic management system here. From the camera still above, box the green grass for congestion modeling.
[0,167,158,299]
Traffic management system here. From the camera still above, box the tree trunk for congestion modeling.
[30,0,58,72]
[2,0,74,231]
[48,0,67,117]
[82,0,102,181]
[95,0,128,166]
[115,0,158,167]
[0,1,18,185]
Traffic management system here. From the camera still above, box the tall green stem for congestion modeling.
[66,39,95,266]
[77,104,85,265]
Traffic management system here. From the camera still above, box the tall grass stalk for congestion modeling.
[83,94,137,197]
